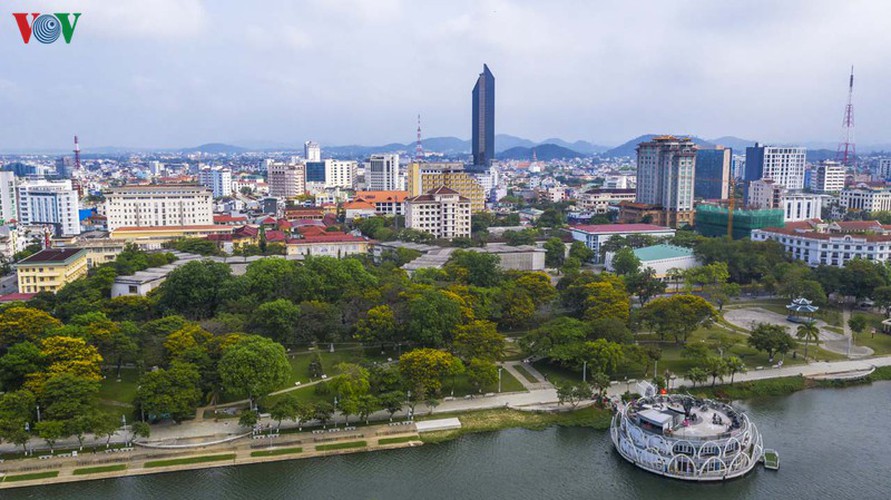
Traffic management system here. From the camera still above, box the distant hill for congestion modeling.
[601,134,714,158]
[499,143,587,161]
[495,134,537,152]
[182,143,248,154]
[540,138,609,155]
[324,134,606,159]
[708,136,758,151]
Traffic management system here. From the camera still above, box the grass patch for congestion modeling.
[73,464,127,475]
[419,407,612,444]
[250,447,303,457]
[2,470,59,482]
[378,436,419,445]
[315,441,367,451]
[512,364,539,383]
[853,332,891,356]
[683,375,808,400]
[144,453,236,468]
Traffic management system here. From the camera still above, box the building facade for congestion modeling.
[744,144,807,190]
[783,193,824,222]
[353,191,408,215]
[105,185,213,231]
[197,167,232,198]
[747,179,785,210]
[15,248,88,294]
[405,186,471,239]
[577,189,636,214]
[325,160,357,188]
[17,179,80,236]
[567,223,676,263]
[304,141,321,162]
[472,64,495,167]
[267,162,306,198]
[840,188,891,212]
[694,147,731,200]
[752,219,891,267]
[367,154,400,191]
[406,162,486,212]
[810,161,846,193]
[0,171,16,224]
[635,136,696,227]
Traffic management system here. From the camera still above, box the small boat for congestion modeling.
[763,449,779,470]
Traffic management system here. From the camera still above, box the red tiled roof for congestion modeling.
[298,226,327,237]
[344,200,376,210]
[354,191,409,203]
[569,224,673,234]
[265,230,287,242]
[0,292,37,303]
[292,219,325,227]
[214,215,247,223]
[288,233,368,244]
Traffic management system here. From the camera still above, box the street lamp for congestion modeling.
[582,361,587,383]
[498,367,503,393]
[333,396,338,428]
[36,404,41,423]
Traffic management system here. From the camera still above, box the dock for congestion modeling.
[763,449,779,470]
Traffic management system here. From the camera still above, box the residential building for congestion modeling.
[342,199,377,221]
[267,162,306,198]
[472,64,495,167]
[810,161,846,193]
[197,167,232,198]
[752,219,891,267]
[17,179,80,236]
[405,186,471,240]
[15,248,88,294]
[744,143,807,190]
[326,160,357,188]
[353,191,408,216]
[286,233,372,259]
[406,162,486,212]
[840,188,891,212]
[567,223,676,263]
[110,225,233,249]
[304,141,321,162]
[577,189,636,214]
[105,185,213,231]
[0,171,16,224]
[635,136,696,227]
[783,193,825,222]
[617,202,670,226]
[605,244,700,280]
[367,154,400,191]
[878,158,891,180]
[747,179,785,210]
[694,147,732,200]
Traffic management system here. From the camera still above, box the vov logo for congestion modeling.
[13,13,81,44]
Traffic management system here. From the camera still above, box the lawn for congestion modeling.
[2,470,59,482]
[378,436,419,445]
[144,453,236,468]
[250,447,303,457]
[853,332,891,356]
[98,368,139,420]
[73,464,127,475]
[316,441,367,451]
[512,364,539,383]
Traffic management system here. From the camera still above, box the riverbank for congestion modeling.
[419,407,612,444]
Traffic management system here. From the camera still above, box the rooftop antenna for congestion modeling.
[835,66,856,170]
[415,114,424,161]
[73,135,82,170]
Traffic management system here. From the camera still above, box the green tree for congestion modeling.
[796,322,820,359]
[452,320,506,361]
[36,420,66,453]
[543,238,566,268]
[329,363,370,400]
[297,300,342,343]
[399,348,463,397]
[136,362,203,422]
[379,391,405,421]
[568,241,595,263]
[92,412,121,448]
[158,260,234,319]
[269,395,298,430]
[625,267,667,305]
[355,394,380,424]
[640,294,717,344]
[314,401,335,428]
[0,341,43,391]
[747,323,796,361]
[355,305,397,349]
[129,421,151,444]
[239,409,259,429]
[724,356,746,384]
[848,314,870,338]
[251,299,301,344]
[0,306,62,346]
[590,372,611,399]
[444,250,502,287]
[218,336,290,409]
[686,367,708,388]
[405,290,464,346]
[466,358,498,393]
[702,356,728,386]
[611,247,641,276]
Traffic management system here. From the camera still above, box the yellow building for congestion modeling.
[110,225,233,249]
[15,248,88,294]
[406,162,486,213]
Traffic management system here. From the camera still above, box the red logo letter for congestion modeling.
[12,13,40,44]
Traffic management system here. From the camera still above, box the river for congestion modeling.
[6,382,891,499]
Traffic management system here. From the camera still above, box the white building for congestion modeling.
[17,179,80,235]
[0,171,17,224]
[840,188,891,212]
[105,185,213,231]
[148,161,165,176]
[878,158,891,180]
[405,186,471,240]
[267,162,306,198]
[752,219,891,267]
[745,144,807,190]
[747,179,785,210]
[325,160,357,189]
[367,154,400,191]
[810,161,846,193]
[197,167,232,198]
[783,193,824,222]
[605,244,700,280]
[304,141,321,162]
[577,189,636,214]
[567,223,676,263]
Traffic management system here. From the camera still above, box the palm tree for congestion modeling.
[796,322,820,360]
[687,367,708,388]
[725,356,747,384]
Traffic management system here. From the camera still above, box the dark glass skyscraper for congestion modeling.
[472,64,495,166]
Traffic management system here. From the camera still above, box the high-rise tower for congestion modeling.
[472,64,495,167]
[836,66,856,168]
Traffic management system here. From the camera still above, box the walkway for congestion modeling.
[723,306,873,358]
[501,361,553,391]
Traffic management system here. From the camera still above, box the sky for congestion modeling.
[1,0,890,151]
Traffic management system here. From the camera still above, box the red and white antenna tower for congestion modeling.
[415,114,424,161]
[836,66,856,168]
[73,135,82,170]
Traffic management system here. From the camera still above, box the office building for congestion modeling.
[744,144,807,190]
[840,188,891,212]
[267,162,306,198]
[783,193,824,222]
[367,154,400,191]
[405,186,471,240]
[305,141,321,162]
[635,136,696,227]
[694,147,732,199]
[305,161,326,184]
[17,179,80,236]
[747,179,785,210]
[810,161,846,193]
[0,171,16,224]
[326,160,357,188]
[15,248,88,294]
[105,185,213,231]
[197,167,232,198]
[472,64,495,167]
[577,189,636,214]
[878,159,891,180]
[406,162,486,212]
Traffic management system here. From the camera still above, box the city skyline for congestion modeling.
[2,1,890,150]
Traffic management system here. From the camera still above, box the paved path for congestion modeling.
[501,361,553,391]
[723,306,873,358]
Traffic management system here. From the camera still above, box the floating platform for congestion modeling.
[763,449,779,470]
